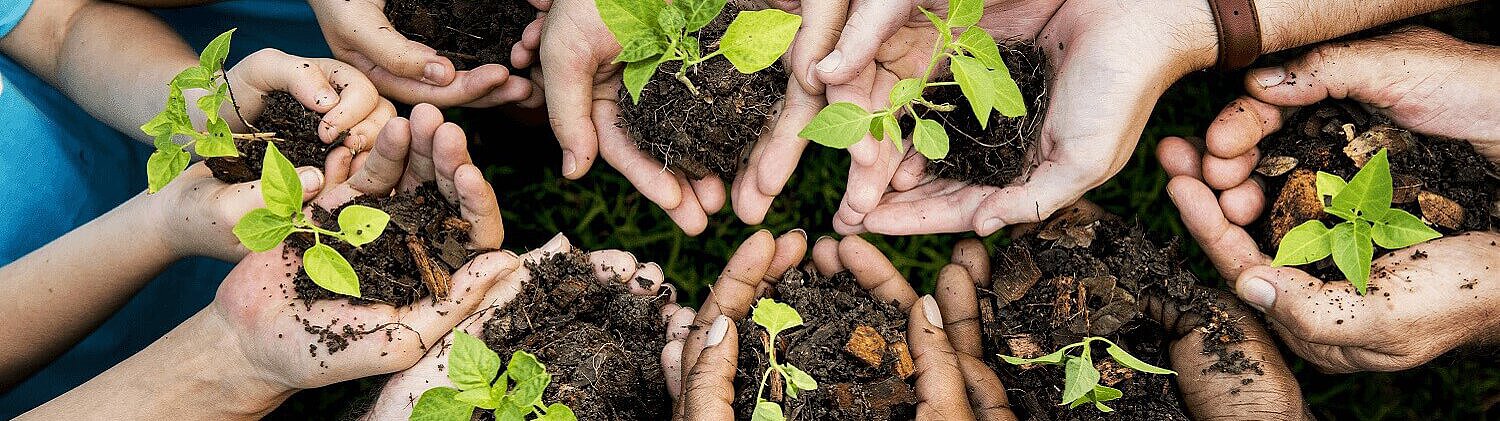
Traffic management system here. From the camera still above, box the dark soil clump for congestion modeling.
[732,268,917,420]
[385,0,537,71]
[479,250,672,420]
[616,9,786,180]
[206,91,335,183]
[1250,99,1500,281]
[924,42,1049,187]
[976,210,1257,420]
[287,183,478,307]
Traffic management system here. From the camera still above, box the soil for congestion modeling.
[616,9,787,180]
[206,91,336,183]
[1250,99,1500,281]
[923,42,1049,187]
[731,267,917,420]
[976,211,1260,420]
[385,0,537,71]
[287,183,479,308]
[478,250,673,420]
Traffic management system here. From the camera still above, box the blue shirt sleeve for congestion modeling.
[0,0,33,39]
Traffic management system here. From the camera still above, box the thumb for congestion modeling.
[223,166,323,217]
[683,315,739,421]
[1243,27,1452,109]
[336,8,456,86]
[816,0,913,86]
[1235,265,1371,346]
[908,295,976,420]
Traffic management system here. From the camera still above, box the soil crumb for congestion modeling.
[732,268,917,420]
[207,91,336,183]
[924,42,1049,187]
[385,0,537,71]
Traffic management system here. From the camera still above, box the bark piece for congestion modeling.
[1255,155,1299,177]
[406,234,452,300]
[1344,125,1417,168]
[1392,174,1424,204]
[1097,358,1136,386]
[991,245,1042,307]
[889,341,915,379]
[845,325,886,368]
[1269,169,1325,242]
[1418,191,1465,229]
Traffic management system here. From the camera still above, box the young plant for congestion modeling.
[139,29,277,193]
[231,143,389,298]
[597,0,802,102]
[749,298,818,421]
[410,330,577,421]
[799,0,1026,160]
[1271,148,1441,294]
[999,336,1175,412]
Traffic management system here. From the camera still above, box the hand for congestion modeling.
[361,234,676,420]
[207,103,514,391]
[224,49,399,152]
[307,0,544,108]
[936,234,1309,420]
[147,162,324,262]
[1160,138,1500,373]
[819,0,1220,235]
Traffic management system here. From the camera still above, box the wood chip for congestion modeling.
[1392,174,1424,204]
[1005,334,1044,359]
[406,234,452,300]
[1050,276,1078,325]
[1418,191,1465,229]
[1097,358,1136,386]
[845,325,885,368]
[1270,169,1325,242]
[1255,156,1299,177]
[991,245,1042,307]
[889,341,915,379]
[1344,125,1417,168]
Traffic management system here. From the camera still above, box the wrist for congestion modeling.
[127,191,193,261]
[161,309,296,418]
[1152,0,1221,75]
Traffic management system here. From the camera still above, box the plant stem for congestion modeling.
[674,71,703,97]
[926,81,958,87]
[230,132,281,141]
[914,98,956,112]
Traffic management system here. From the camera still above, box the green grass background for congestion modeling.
[269,4,1499,419]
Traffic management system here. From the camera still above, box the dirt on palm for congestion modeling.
[385,0,536,71]
[923,42,1049,187]
[207,91,336,183]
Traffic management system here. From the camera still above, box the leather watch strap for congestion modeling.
[1208,0,1263,71]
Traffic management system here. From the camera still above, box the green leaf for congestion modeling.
[919,8,952,46]
[889,78,924,107]
[146,147,190,194]
[196,118,238,157]
[1316,171,1347,201]
[200,29,236,73]
[1092,384,1123,402]
[622,56,662,104]
[196,84,228,124]
[950,55,995,127]
[448,330,500,391]
[751,400,785,421]
[1271,220,1334,266]
[880,115,902,143]
[781,363,819,394]
[990,67,1026,118]
[1101,341,1175,375]
[719,9,802,74]
[1331,221,1374,294]
[1093,400,1114,412]
[657,5,686,35]
[303,243,361,297]
[800,102,874,148]
[172,66,213,90]
[955,28,1002,69]
[1331,149,1393,220]
[492,396,530,421]
[947,0,983,27]
[751,298,804,337]
[410,387,474,421]
[454,387,499,410]
[536,403,577,421]
[507,351,550,406]
[260,143,303,217]
[597,0,665,49]
[999,341,1084,366]
[674,0,726,32]
[233,208,294,252]
[681,36,702,62]
[615,38,666,63]
[912,117,950,160]
[1060,355,1101,405]
[336,205,390,247]
[1371,208,1441,249]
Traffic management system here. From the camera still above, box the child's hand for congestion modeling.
[147,162,325,262]
[222,49,398,152]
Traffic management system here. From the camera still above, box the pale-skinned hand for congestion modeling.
[223,49,399,152]
[148,162,324,262]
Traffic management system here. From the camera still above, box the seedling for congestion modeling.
[748,298,818,421]
[231,143,389,298]
[1271,148,1441,294]
[410,330,577,421]
[597,0,801,102]
[799,0,1026,160]
[999,336,1175,412]
[139,29,278,193]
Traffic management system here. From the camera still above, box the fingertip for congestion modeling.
[1220,180,1266,226]
[422,59,457,87]
[1156,136,1204,179]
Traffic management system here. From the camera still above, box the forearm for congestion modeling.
[1254,0,1473,54]
[0,193,181,388]
[17,309,294,420]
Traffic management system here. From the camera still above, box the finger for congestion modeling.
[970,161,1094,236]
[845,137,904,214]
[683,315,738,421]
[343,117,413,195]
[1236,265,1371,346]
[768,229,808,281]
[1166,176,1268,281]
[1205,97,1288,160]
[816,0,912,86]
[1155,136,1204,179]
[833,197,868,235]
[811,235,842,276]
[935,264,983,358]
[908,295,977,421]
[860,178,978,235]
[335,13,455,86]
[345,99,399,153]
[662,175,709,236]
[596,100,685,210]
[313,58,382,143]
[1242,29,1454,115]
[667,307,696,341]
[662,339,686,399]
[958,354,1018,421]
[632,262,666,295]
[891,150,930,191]
[683,231,776,379]
[950,239,989,288]
[236,49,339,113]
[543,37,606,180]
[431,122,472,201]
[786,0,847,94]
[1152,289,1307,421]
[839,236,918,310]
[360,62,510,107]
[455,164,504,249]
[322,147,355,188]
[1202,146,1259,191]
[691,176,726,214]
[588,249,641,284]
[736,86,820,223]
[514,16,544,68]
[1220,178,1266,227]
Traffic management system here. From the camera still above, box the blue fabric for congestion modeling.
[0,0,326,416]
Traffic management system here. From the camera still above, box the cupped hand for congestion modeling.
[307,0,544,108]
[224,48,398,152]
[1160,140,1500,373]
[207,104,512,390]
[825,0,1221,235]
[360,233,676,420]
[148,162,324,262]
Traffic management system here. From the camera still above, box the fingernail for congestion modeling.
[787,228,806,239]
[1239,277,1277,312]
[978,218,1003,235]
[705,315,730,347]
[317,91,336,107]
[1250,67,1286,89]
[297,167,322,192]
[424,63,445,84]
[638,262,664,283]
[562,151,578,177]
[540,233,567,254]
[816,50,842,74]
[920,295,943,327]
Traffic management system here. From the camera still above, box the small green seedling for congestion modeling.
[231,143,389,298]
[748,298,818,421]
[597,0,801,102]
[1271,148,1441,294]
[999,336,1175,412]
[139,29,277,193]
[410,330,576,421]
[799,0,1026,160]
